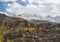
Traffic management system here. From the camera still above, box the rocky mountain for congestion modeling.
[0,13,60,42]
[0,13,60,27]
[0,13,8,25]
[0,13,8,21]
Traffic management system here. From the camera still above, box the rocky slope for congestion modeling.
[0,13,60,42]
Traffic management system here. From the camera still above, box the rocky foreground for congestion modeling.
[3,28,60,42]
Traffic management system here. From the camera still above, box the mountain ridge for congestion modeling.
[18,14,60,23]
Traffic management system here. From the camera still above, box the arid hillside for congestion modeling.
[0,13,60,42]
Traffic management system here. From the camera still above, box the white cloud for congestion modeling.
[0,0,17,2]
[27,0,60,4]
[7,2,38,15]
[46,0,60,4]
[22,0,27,2]
[6,0,60,17]
[28,0,46,3]
[6,2,51,16]
[6,2,25,14]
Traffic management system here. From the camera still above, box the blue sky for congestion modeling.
[0,0,30,11]
[0,0,30,15]
[0,1,6,12]
[0,0,60,16]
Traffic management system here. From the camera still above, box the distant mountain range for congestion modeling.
[0,13,60,23]
[18,14,60,23]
